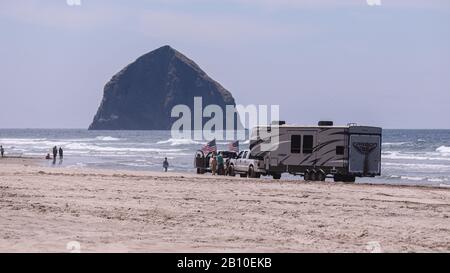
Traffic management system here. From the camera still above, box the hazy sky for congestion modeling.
[1,0,449,129]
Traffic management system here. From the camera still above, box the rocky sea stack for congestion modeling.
[89,45,240,130]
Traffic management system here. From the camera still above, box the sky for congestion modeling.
[0,0,449,129]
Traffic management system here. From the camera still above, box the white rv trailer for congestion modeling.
[249,121,382,182]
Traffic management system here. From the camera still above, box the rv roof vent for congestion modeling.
[318,121,334,126]
[272,120,286,126]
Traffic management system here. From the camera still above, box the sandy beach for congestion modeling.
[0,157,449,253]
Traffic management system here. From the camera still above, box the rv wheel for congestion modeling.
[343,175,356,183]
[310,171,319,181]
[333,174,343,182]
[317,171,326,182]
[304,171,311,181]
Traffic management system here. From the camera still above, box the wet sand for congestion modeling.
[0,157,449,252]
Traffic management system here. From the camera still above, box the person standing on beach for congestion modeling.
[163,157,169,172]
[0,145,4,158]
[52,146,58,160]
[210,153,217,175]
[217,153,224,175]
[59,147,64,160]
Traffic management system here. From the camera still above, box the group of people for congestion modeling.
[46,146,64,161]
[209,152,225,175]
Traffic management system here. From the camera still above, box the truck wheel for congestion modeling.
[248,166,256,178]
[228,165,235,177]
[273,173,281,180]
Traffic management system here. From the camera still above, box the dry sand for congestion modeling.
[0,157,449,253]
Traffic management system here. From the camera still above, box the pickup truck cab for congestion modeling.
[228,149,266,178]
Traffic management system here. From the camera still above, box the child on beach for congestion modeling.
[210,153,217,175]
[163,158,169,172]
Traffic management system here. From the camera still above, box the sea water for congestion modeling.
[0,129,449,187]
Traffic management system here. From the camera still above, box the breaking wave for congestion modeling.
[65,143,186,153]
[383,162,450,170]
[436,146,450,156]
[157,138,201,146]
[382,142,410,146]
[382,151,450,161]
[95,136,121,141]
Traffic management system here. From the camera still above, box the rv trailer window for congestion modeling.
[291,135,301,154]
[336,146,345,155]
[303,135,314,154]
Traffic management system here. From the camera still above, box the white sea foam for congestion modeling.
[0,140,71,150]
[382,142,410,146]
[383,162,450,170]
[382,151,450,161]
[118,162,150,168]
[65,142,186,153]
[436,146,450,156]
[0,138,49,146]
[157,138,201,146]
[428,178,445,183]
[95,136,121,141]
[400,176,424,181]
[66,163,87,169]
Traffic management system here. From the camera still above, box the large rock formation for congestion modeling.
[89,45,241,130]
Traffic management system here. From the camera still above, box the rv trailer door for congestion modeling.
[348,134,381,176]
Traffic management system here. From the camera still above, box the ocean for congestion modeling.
[1,129,449,187]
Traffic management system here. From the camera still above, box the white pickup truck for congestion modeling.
[227,150,268,178]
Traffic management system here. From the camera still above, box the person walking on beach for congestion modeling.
[210,153,217,175]
[217,153,224,175]
[163,157,169,172]
[0,145,4,158]
[59,147,64,159]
